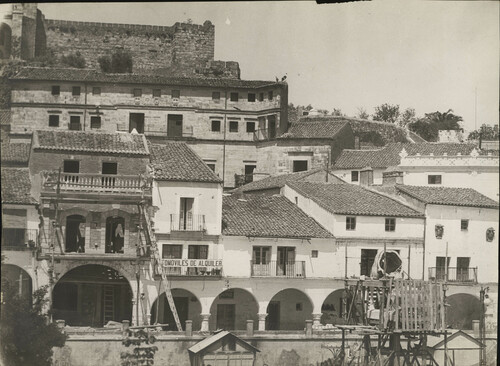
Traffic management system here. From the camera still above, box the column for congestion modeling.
[258,313,267,331]
[200,313,210,332]
[312,313,322,327]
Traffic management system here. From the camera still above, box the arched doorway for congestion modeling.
[52,265,132,327]
[150,289,202,331]
[105,216,125,253]
[266,288,313,330]
[1,264,32,302]
[446,293,481,330]
[321,289,346,325]
[65,214,86,253]
[210,289,258,331]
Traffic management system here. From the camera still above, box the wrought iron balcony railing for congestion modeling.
[170,214,206,232]
[250,260,306,278]
[1,229,38,250]
[161,259,222,277]
[428,267,477,284]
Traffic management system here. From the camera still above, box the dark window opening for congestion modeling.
[268,91,274,100]
[461,219,469,231]
[92,87,101,95]
[385,218,396,232]
[90,116,101,129]
[63,160,80,173]
[428,175,442,184]
[229,121,238,132]
[293,160,308,172]
[351,171,359,182]
[167,114,183,137]
[49,115,59,127]
[248,93,256,102]
[171,89,180,99]
[65,214,85,253]
[133,88,142,97]
[311,250,318,258]
[69,116,81,130]
[53,283,78,311]
[129,113,145,133]
[230,92,238,102]
[207,163,215,172]
[153,89,161,98]
[259,93,264,102]
[435,256,451,280]
[361,249,378,276]
[187,244,208,275]
[246,121,256,133]
[52,85,60,95]
[212,91,220,101]
[346,217,356,231]
[105,216,124,254]
[72,86,81,96]
[102,162,117,175]
[268,115,276,138]
[162,244,182,259]
[211,120,221,132]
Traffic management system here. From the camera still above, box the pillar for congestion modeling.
[122,320,130,335]
[200,313,210,332]
[185,320,193,337]
[305,320,313,337]
[312,313,322,327]
[246,320,254,337]
[258,313,267,331]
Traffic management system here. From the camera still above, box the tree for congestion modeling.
[60,51,86,68]
[373,103,400,124]
[356,107,370,120]
[331,108,344,117]
[424,109,463,131]
[467,124,499,141]
[398,107,417,128]
[98,49,133,73]
[0,278,67,366]
[408,119,438,142]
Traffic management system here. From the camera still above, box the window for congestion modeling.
[293,160,308,172]
[252,246,271,264]
[162,244,182,259]
[248,93,256,102]
[268,91,273,100]
[171,89,180,99]
[246,121,255,133]
[457,257,471,281]
[259,92,264,102]
[49,115,59,127]
[229,121,238,132]
[92,87,101,95]
[207,163,215,172]
[153,89,161,98]
[361,249,378,276]
[296,303,303,311]
[102,162,117,175]
[230,92,238,102]
[133,88,142,97]
[351,171,359,182]
[90,116,101,129]
[72,86,81,96]
[63,160,79,173]
[212,91,220,101]
[385,218,396,232]
[211,120,221,132]
[295,197,298,205]
[188,245,208,275]
[51,85,60,95]
[428,175,442,184]
[461,219,469,231]
[311,250,318,258]
[69,116,81,131]
[346,217,356,231]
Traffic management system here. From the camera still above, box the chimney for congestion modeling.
[382,168,404,186]
[359,167,373,186]
[354,136,360,149]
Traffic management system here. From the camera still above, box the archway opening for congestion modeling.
[52,264,132,327]
[266,288,313,330]
[105,216,125,253]
[150,289,202,331]
[210,288,258,331]
[446,293,481,330]
[321,289,347,326]
[65,214,85,253]
[1,264,32,303]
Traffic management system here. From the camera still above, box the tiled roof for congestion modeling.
[0,109,11,125]
[407,130,427,143]
[1,168,37,204]
[231,168,345,193]
[222,194,333,238]
[33,130,149,155]
[12,67,281,89]
[1,141,31,165]
[149,142,222,183]
[288,181,424,218]
[395,185,499,208]
[333,142,477,169]
[279,120,349,139]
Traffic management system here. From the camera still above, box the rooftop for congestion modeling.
[395,185,499,208]
[33,130,149,155]
[287,181,424,218]
[149,142,222,183]
[12,67,282,89]
[279,120,349,139]
[1,141,31,165]
[222,194,333,238]
[1,167,37,205]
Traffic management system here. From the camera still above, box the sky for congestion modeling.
[30,1,500,132]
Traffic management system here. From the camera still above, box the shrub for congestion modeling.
[98,49,133,73]
[60,51,86,68]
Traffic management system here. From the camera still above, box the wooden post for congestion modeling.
[444,331,448,366]
[344,240,348,279]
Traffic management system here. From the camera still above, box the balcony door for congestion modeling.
[277,247,295,276]
[105,217,124,254]
[436,256,451,281]
[457,257,470,282]
[268,115,276,139]
[66,214,85,253]
[179,197,194,230]
[102,162,117,188]
[2,209,27,248]
[252,246,271,276]
[129,113,144,133]
[167,114,183,137]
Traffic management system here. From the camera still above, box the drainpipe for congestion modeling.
[422,208,427,280]
[222,89,227,188]
[83,82,87,131]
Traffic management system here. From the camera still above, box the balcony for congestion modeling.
[161,259,222,278]
[42,172,149,196]
[170,214,206,232]
[250,261,306,278]
[253,128,277,142]
[234,174,253,187]
[1,229,38,251]
[428,267,478,284]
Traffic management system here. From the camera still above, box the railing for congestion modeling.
[234,174,254,187]
[250,260,306,278]
[1,229,38,250]
[428,267,478,284]
[161,259,222,277]
[170,214,206,232]
[42,172,147,194]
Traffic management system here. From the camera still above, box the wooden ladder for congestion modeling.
[138,202,182,331]
[103,285,115,324]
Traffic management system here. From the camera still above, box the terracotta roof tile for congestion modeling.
[12,67,282,89]
[1,168,37,204]
[33,130,149,155]
[222,195,333,238]
[396,185,499,208]
[150,142,222,183]
[288,181,424,218]
[280,120,349,139]
[1,141,31,165]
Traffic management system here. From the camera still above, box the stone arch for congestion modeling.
[59,207,90,253]
[266,288,314,330]
[209,288,259,331]
[1,264,32,301]
[320,289,345,326]
[150,288,202,331]
[446,293,482,330]
[52,264,133,327]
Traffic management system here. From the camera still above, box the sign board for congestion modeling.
[162,259,222,268]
